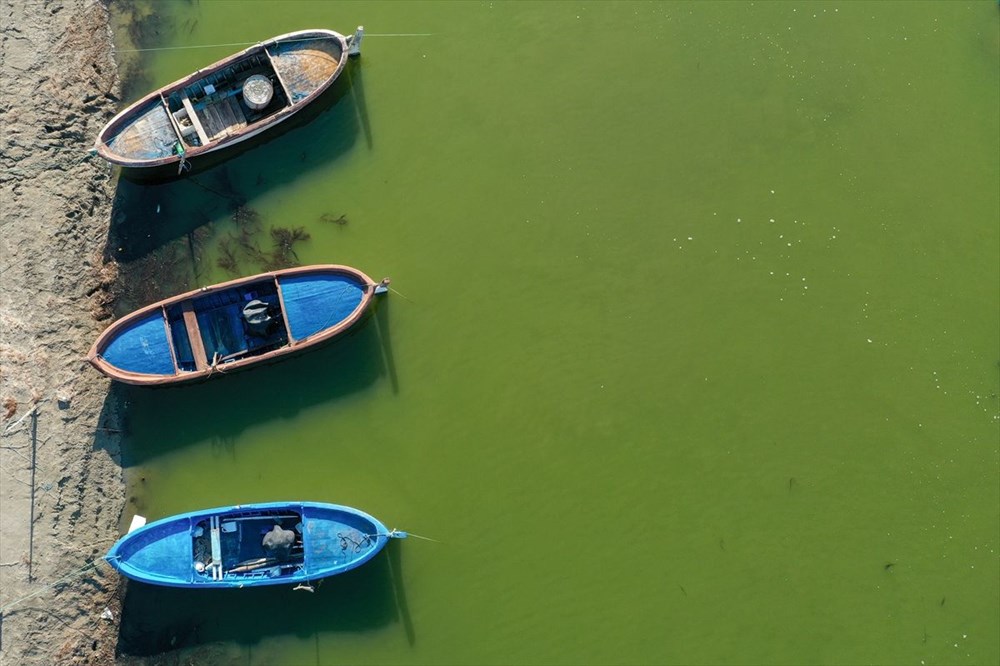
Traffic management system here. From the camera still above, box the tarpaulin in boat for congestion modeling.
[114,518,193,584]
[278,274,365,341]
[100,312,175,375]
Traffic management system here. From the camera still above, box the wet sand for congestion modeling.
[0,0,125,663]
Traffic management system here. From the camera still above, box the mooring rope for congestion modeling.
[118,34,433,54]
[400,530,440,543]
[0,556,118,614]
[357,529,440,544]
[386,286,414,303]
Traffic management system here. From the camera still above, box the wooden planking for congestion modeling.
[269,38,342,101]
[213,100,233,136]
[108,102,178,160]
[201,95,250,140]
[202,103,222,138]
[181,301,209,370]
[227,95,247,128]
[181,96,211,145]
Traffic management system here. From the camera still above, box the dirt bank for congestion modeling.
[0,0,125,663]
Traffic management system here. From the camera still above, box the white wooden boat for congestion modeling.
[95,28,362,171]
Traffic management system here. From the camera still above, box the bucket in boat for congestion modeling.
[243,74,274,110]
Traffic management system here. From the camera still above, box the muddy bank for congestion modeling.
[0,0,125,663]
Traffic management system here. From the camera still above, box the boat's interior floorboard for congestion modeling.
[225,516,302,566]
[187,283,288,364]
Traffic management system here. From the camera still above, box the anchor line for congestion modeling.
[119,34,434,53]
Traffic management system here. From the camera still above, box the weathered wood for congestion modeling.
[181,96,210,145]
[227,95,247,128]
[202,102,223,139]
[95,29,350,169]
[269,39,342,100]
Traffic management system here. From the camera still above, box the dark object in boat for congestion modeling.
[95,29,356,170]
[262,525,296,560]
[87,264,389,386]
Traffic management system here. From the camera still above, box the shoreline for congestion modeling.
[0,0,125,663]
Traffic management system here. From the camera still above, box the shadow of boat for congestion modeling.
[343,60,373,151]
[115,542,412,658]
[94,300,395,468]
[104,60,366,266]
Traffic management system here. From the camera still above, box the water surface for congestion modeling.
[108,2,999,664]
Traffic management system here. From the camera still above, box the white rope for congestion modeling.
[0,557,117,614]
[119,34,433,53]
[1,404,40,436]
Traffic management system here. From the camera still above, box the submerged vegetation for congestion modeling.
[113,243,192,315]
[268,226,311,268]
[214,205,313,276]
[320,212,348,226]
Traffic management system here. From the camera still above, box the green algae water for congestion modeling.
[107,2,999,664]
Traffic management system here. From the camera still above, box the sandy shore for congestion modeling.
[0,0,125,663]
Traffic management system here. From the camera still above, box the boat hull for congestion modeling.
[95,29,350,170]
[106,502,393,589]
[88,264,385,386]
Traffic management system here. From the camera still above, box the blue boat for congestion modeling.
[106,502,406,588]
[88,264,389,386]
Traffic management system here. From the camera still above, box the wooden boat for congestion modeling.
[94,28,361,171]
[106,502,406,588]
[87,264,389,386]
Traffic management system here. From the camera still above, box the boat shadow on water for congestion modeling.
[104,60,371,269]
[115,539,414,658]
[92,299,397,468]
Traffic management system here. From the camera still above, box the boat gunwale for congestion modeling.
[106,501,390,588]
[87,264,379,386]
[95,28,348,168]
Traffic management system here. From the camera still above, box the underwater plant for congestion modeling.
[320,212,348,226]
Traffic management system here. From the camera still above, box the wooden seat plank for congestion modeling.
[180,96,211,145]
[181,301,209,370]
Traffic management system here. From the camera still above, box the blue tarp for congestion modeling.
[101,312,175,376]
[279,274,365,341]
[301,504,380,574]
[117,518,193,584]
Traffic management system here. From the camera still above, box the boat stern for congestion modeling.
[97,97,182,168]
[89,309,180,385]
[106,517,195,587]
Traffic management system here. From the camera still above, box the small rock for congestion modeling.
[57,395,71,409]
[100,607,113,622]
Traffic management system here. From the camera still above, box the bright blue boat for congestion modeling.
[106,502,406,588]
[88,264,389,386]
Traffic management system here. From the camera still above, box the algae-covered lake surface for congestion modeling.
[107,2,998,664]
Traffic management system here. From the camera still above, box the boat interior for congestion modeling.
[193,510,304,581]
[164,52,291,149]
[164,278,289,372]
